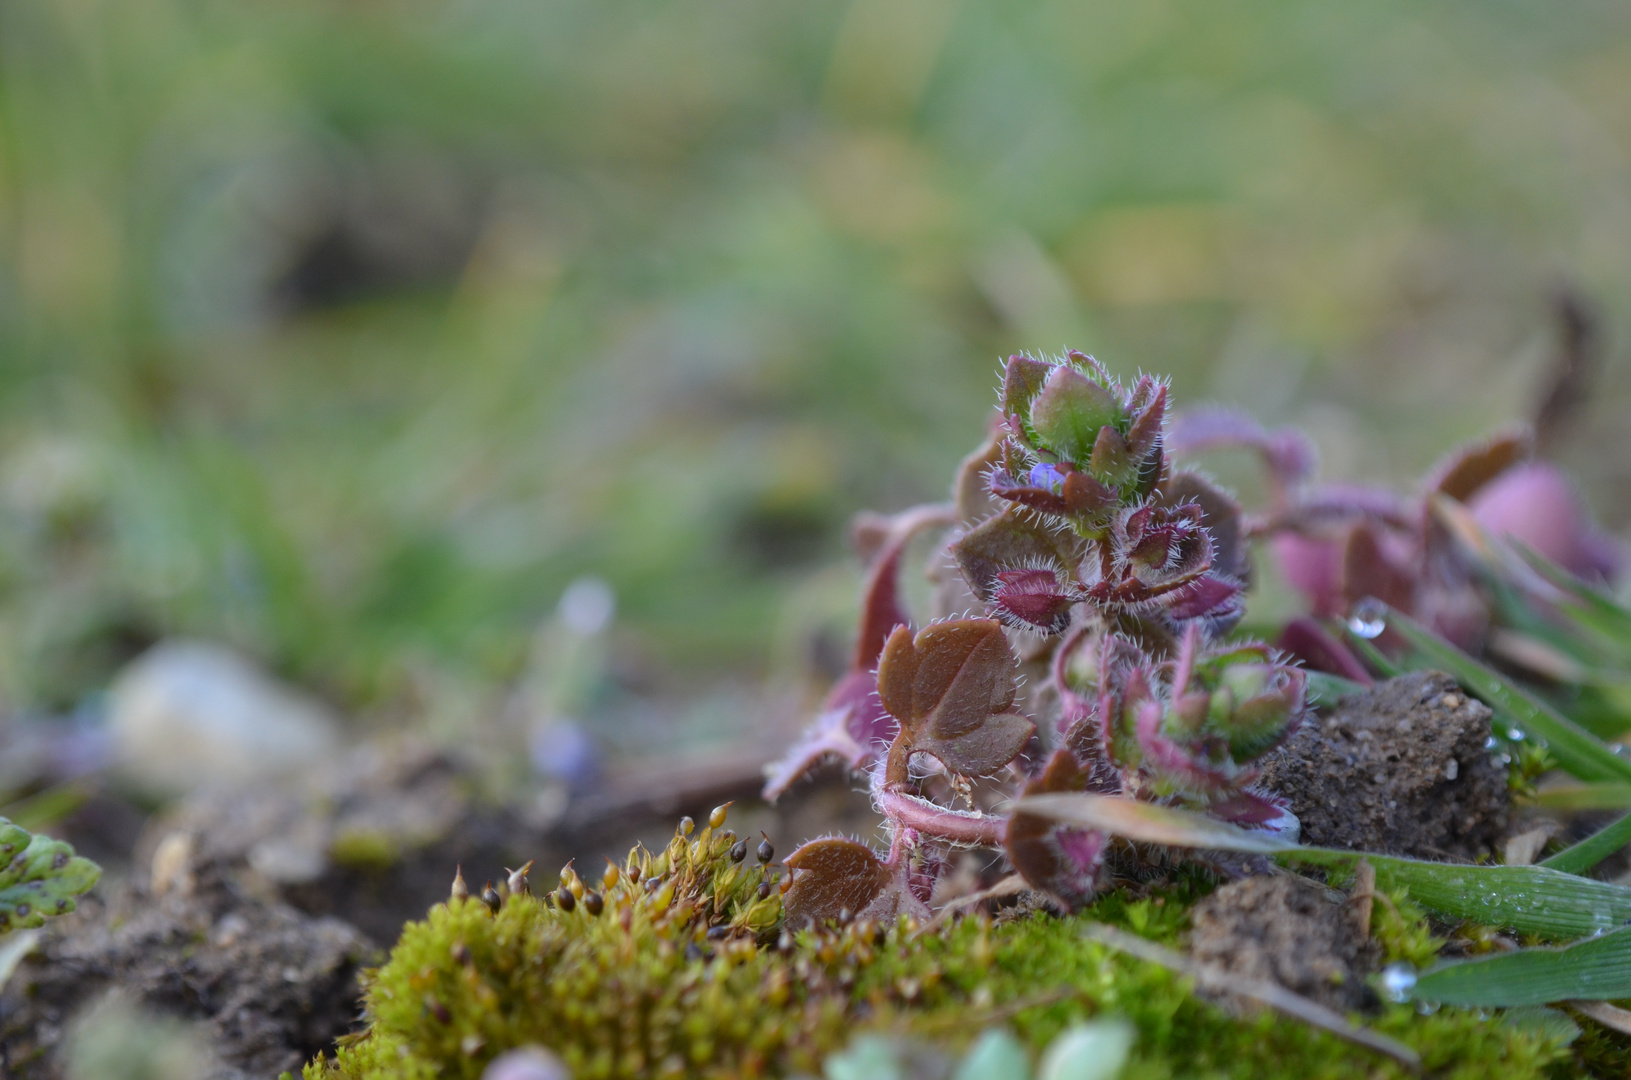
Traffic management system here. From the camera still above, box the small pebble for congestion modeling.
[482,1047,569,1080]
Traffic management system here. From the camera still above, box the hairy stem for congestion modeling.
[877,785,1006,848]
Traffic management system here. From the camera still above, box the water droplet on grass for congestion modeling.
[1380,964,1417,1003]
[1347,598,1388,639]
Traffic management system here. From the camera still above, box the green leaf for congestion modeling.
[953,1029,1031,1080]
[1411,925,1631,1007]
[1515,542,1631,656]
[1531,783,1631,811]
[825,1035,905,1080]
[1381,607,1631,784]
[1037,1019,1134,1080]
[1289,852,1631,939]
[0,929,40,991]
[1013,793,1631,938]
[0,816,102,932]
[1030,366,1121,464]
[1341,630,1403,679]
[1538,811,1631,874]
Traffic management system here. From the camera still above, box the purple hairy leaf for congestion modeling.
[952,508,1088,635]
[1080,502,1218,610]
[1238,417,1619,660]
[1166,406,1316,501]
[877,618,1035,784]
[988,460,1119,523]
[1161,471,1250,584]
[1005,749,1109,906]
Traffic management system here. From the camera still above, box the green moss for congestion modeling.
[305,814,1607,1079]
[328,829,403,872]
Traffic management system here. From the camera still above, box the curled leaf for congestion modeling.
[782,837,928,928]
[1425,426,1532,502]
[1005,750,1109,908]
[953,508,1088,614]
[877,618,1036,784]
[990,568,1082,636]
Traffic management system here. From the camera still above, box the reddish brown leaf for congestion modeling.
[1340,521,1415,615]
[951,431,1005,522]
[877,618,1035,783]
[1001,354,1054,419]
[782,837,927,928]
[1005,750,1107,908]
[1425,427,1532,503]
[952,507,1087,607]
[1161,470,1250,585]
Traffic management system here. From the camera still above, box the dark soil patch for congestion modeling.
[1260,671,1508,861]
[1190,874,1377,1014]
[0,863,372,1079]
[147,741,882,946]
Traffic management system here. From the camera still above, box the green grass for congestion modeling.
[4,0,1631,728]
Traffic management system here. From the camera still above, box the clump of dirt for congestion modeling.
[1260,671,1508,860]
[1190,874,1377,1014]
[0,858,372,1079]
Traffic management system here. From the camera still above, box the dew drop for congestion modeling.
[1347,598,1388,640]
[1380,964,1417,1003]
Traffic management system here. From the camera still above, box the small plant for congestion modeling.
[0,815,100,933]
[314,347,1631,1079]
[767,352,1304,918]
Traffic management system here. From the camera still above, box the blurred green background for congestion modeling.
[3,0,1630,734]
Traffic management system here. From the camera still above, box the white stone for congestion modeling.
[110,640,339,797]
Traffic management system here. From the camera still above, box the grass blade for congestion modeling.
[1539,812,1631,875]
[1011,793,1295,855]
[1284,850,1631,939]
[1014,793,1631,938]
[1514,542,1631,649]
[1342,630,1403,679]
[1411,926,1631,1007]
[1532,784,1631,812]
[1380,606,1631,784]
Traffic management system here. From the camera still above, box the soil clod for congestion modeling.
[1190,874,1377,1014]
[1260,671,1508,860]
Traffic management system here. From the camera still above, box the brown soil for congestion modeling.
[1259,671,1509,861]
[0,862,372,1079]
[1189,874,1377,1014]
[132,740,880,945]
